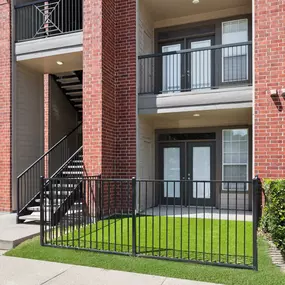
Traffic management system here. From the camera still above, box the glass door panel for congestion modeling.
[159,143,184,205]
[187,142,215,206]
[192,146,211,199]
[190,40,211,90]
[162,44,181,93]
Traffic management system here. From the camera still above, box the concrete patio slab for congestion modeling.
[0,255,223,285]
[142,206,252,222]
[0,213,40,250]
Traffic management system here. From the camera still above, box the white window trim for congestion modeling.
[221,19,249,83]
[222,129,249,191]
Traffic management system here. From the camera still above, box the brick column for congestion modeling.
[255,0,285,178]
[83,0,136,178]
[0,1,12,212]
[115,0,137,179]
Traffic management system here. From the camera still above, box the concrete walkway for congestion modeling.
[0,255,222,285]
[0,213,40,250]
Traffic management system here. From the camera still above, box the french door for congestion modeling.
[160,37,214,93]
[159,141,215,206]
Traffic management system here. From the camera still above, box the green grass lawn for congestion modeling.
[5,237,285,285]
[44,216,253,265]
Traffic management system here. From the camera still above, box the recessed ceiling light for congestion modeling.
[56,61,64,65]
[193,113,200,117]
[192,0,199,3]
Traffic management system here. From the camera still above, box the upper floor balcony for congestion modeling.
[138,0,253,115]
[14,0,83,71]
[139,41,252,95]
[15,0,82,42]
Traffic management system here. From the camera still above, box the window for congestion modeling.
[222,129,248,190]
[222,19,248,82]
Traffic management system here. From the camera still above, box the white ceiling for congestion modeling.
[141,107,252,129]
[18,52,83,74]
[143,0,251,22]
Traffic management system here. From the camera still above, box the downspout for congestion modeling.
[135,0,139,211]
[11,0,16,211]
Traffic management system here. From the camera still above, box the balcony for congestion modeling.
[15,0,83,42]
[138,42,252,114]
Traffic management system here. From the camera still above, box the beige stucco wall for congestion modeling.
[13,64,44,210]
[154,6,252,28]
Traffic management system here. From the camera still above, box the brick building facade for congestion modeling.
[0,0,284,214]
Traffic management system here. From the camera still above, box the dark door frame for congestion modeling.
[158,140,216,207]
[186,141,216,207]
[158,142,185,205]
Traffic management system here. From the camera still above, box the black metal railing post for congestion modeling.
[252,175,259,271]
[40,176,44,246]
[132,177,137,256]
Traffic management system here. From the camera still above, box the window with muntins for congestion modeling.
[222,19,248,83]
[222,129,248,190]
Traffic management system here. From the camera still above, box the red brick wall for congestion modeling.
[255,0,285,179]
[83,0,136,179]
[115,0,137,179]
[0,2,11,212]
[83,0,104,177]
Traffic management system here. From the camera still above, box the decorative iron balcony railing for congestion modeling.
[138,42,252,95]
[15,0,83,42]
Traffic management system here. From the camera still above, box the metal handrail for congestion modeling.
[17,123,82,219]
[17,123,82,179]
[15,0,52,9]
[138,41,252,59]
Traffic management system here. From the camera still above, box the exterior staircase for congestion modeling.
[17,124,83,225]
[53,71,82,121]
[18,151,84,224]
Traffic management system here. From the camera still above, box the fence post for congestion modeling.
[252,175,260,271]
[132,177,137,256]
[40,176,44,246]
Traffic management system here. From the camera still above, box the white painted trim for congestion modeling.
[252,0,256,178]
[222,128,249,190]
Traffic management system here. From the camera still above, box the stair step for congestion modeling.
[57,78,79,84]
[28,202,83,212]
[62,171,83,175]
[70,98,82,102]
[19,214,41,221]
[72,160,83,164]
[46,190,73,196]
[19,209,84,222]
[62,83,82,89]
[66,91,82,96]
[67,165,83,169]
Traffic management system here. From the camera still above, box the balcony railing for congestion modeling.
[15,0,83,42]
[138,42,252,95]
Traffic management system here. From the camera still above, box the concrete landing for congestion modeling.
[0,213,40,250]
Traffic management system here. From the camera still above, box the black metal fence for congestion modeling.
[40,177,260,270]
[15,0,83,42]
[138,42,252,95]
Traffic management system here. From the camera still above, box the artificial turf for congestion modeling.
[44,216,253,265]
[5,237,285,285]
